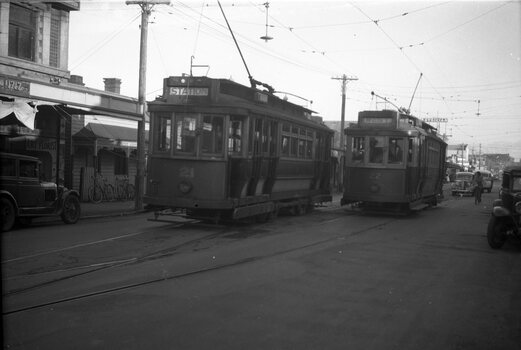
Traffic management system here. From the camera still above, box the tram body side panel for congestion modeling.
[144,157,230,209]
[228,157,330,200]
[344,166,408,203]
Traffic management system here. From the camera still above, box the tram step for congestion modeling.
[410,203,429,211]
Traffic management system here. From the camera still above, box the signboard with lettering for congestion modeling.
[360,117,396,128]
[169,87,209,96]
[0,75,30,97]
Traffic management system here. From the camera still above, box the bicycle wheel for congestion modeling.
[104,184,115,201]
[88,185,103,204]
[126,184,135,200]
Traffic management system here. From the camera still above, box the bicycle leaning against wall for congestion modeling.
[88,174,114,203]
[115,176,135,201]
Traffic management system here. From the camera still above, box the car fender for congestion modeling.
[492,205,511,217]
[57,189,80,213]
[0,190,19,212]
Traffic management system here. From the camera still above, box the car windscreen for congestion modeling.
[456,174,473,181]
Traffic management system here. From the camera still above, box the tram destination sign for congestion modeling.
[169,87,209,96]
[360,117,396,128]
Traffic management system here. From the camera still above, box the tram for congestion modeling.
[144,76,333,222]
[341,109,447,213]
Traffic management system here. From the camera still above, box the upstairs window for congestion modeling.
[9,4,36,61]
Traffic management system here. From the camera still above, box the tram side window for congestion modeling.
[155,115,171,152]
[228,117,242,154]
[290,126,298,157]
[202,115,224,155]
[351,136,365,163]
[175,116,196,153]
[388,138,404,163]
[407,138,414,163]
[369,136,384,163]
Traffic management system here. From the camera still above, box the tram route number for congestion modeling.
[169,87,209,96]
[179,166,195,178]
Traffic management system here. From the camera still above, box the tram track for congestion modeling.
[3,219,396,316]
[2,224,227,297]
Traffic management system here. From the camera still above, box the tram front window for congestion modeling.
[175,116,196,153]
[155,115,171,152]
[202,115,224,154]
[388,138,404,163]
[228,117,242,154]
[369,136,384,163]
[351,136,365,163]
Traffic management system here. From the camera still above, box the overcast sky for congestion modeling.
[69,0,521,160]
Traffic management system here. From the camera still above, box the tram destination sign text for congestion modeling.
[169,87,209,96]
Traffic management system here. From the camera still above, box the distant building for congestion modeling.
[446,144,469,170]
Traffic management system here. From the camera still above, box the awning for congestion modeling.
[0,100,38,129]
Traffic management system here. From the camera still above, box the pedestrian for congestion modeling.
[473,171,483,204]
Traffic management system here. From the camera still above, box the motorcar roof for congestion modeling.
[0,152,40,162]
[456,172,473,175]
[503,165,521,174]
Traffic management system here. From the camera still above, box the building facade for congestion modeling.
[0,1,143,201]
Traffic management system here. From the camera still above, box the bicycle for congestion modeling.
[115,176,135,201]
[88,174,114,203]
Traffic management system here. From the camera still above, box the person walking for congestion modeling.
[473,171,484,204]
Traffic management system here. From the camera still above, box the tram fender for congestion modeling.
[233,202,275,219]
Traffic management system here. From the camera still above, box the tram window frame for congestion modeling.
[174,114,197,155]
[228,116,243,155]
[368,136,385,164]
[388,137,404,164]
[201,115,224,156]
[407,138,415,164]
[351,136,365,163]
[154,113,172,153]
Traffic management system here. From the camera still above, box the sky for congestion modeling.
[68,0,521,160]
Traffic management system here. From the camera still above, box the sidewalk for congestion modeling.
[80,200,146,219]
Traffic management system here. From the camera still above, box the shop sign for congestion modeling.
[0,76,30,97]
[26,138,57,151]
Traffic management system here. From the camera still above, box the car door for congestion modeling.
[17,158,45,207]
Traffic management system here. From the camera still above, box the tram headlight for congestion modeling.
[178,180,193,194]
[370,183,380,193]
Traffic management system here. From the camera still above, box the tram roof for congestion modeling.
[149,76,331,132]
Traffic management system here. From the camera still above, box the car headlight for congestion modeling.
[178,180,192,194]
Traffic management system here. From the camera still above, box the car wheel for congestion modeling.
[1,197,16,232]
[61,195,81,224]
[487,216,507,249]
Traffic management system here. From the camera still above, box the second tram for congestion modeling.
[341,109,447,213]
[144,76,333,222]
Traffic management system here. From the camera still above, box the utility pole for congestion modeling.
[331,74,357,191]
[126,0,170,210]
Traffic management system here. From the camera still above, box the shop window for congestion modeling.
[8,4,36,61]
[202,115,224,155]
[50,8,62,68]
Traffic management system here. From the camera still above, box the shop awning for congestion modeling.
[0,100,38,129]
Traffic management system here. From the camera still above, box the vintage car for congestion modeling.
[451,171,475,196]
[0,152,81,232]
[487,165,521,248]
[480,170,494,193]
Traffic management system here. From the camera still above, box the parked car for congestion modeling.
[0,152,81,232]
[479,170,494,193]
[451,172,475,196]
[487,165,521,248]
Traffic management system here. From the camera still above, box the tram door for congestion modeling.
[247,117,278,196]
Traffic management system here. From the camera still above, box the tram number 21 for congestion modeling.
[179,167,195,178]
